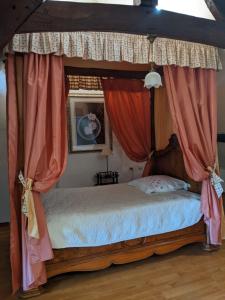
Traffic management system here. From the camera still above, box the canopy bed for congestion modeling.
[43,135,205,279]
[4,31,224,298]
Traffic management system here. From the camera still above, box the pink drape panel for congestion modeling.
[7,54,68,292]
[7,55,22,294]
[101,79,151,176]
[164,65,222,245]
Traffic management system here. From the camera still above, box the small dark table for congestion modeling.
[96,171,119,186]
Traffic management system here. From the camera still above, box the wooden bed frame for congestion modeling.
[20,135,206,298]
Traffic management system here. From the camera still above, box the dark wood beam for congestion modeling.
[65,66,149,79]
[141,0,158,7]
[205,0,224,20]
[218,133,225,143]
[0,0,43,51]
[206,0,225,20]
[17,1,225,48]
[150,87,156,151]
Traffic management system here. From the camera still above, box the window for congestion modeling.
[0,63,6,94]
[157,0,215,20]
[51,0,215,20]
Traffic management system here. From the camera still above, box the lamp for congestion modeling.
[144,34,162,89]
[101,147,112,172]
[144,63,162,89]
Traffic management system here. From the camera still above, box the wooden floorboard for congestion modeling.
[1,224,225,300]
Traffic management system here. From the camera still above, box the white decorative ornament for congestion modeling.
[207,164,224,199]
[144,71,162,89]
[144,35,163,89]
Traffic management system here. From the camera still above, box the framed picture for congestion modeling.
[68,90,111,152]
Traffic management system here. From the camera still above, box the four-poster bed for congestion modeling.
[19,134,206,298]
[4,31,224,298]
[44,135,205,281]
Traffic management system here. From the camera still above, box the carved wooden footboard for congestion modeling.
[46,219,205,278]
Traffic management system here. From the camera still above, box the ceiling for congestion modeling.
[1,0,225,52]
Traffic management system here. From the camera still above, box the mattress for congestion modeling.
[41,183,202,249]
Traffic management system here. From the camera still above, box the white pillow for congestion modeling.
[128,175,190,194]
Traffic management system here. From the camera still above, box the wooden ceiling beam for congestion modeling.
[0,0,43,51]
[214,0,225,16]
[204,0,224,20]
[65,66,150,79]
[17,1,225,48]
[140,0,158,7]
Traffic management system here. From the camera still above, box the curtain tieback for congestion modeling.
[207,164,224,199]
[18,171,39,239]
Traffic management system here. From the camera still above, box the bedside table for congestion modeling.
[96,171,119,186]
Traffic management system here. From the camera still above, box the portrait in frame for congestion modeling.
[68,90,111,152]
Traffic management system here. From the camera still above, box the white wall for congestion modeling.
[157,0,215,20]
[217,49,225,186]
[0,62,10,222]
[217,50,225,135]
[57,89,145,188]
[58,134,145,188]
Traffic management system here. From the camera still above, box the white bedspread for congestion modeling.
[41,183,202,249]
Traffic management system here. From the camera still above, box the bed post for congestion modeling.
[202,224,220,252]
[150,86,156,152]
[18,287,43,299]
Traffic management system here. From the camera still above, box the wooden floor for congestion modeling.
[2,224,225,300]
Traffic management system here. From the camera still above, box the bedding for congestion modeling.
[128,175,190,194]
[42,183,202,249]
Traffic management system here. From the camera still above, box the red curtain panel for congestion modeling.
[7,53,68,292]
[101,78,151,176]
[164,65,223,245]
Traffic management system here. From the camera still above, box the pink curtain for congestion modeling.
[7,55,22,294]
[101,79,151,176]
[164,65,222,245]
[7,53,68,292]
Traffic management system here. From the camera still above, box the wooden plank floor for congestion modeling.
[1,224,225,300]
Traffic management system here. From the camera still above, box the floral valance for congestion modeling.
[6,32,222,70]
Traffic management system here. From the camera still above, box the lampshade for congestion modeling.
[144,71,162,89]
[101,147,112,157]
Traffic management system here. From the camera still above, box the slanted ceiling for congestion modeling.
[1,0,225,51]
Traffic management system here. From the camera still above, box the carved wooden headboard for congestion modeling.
[151,134,201,194]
